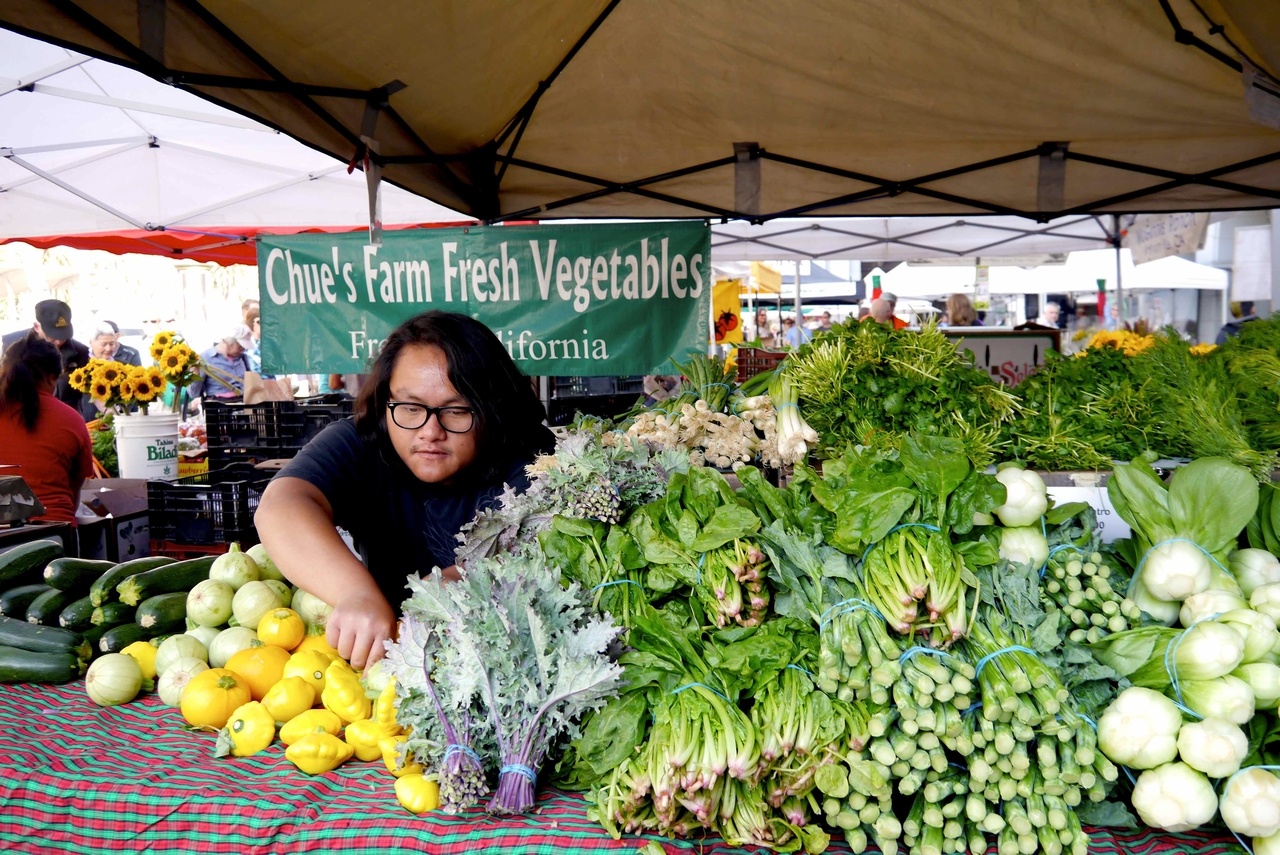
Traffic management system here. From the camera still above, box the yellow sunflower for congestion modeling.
[160,346,186,375]
[145,367,167,390]
[153,330,174,348]
[150,342,167,361]
[68,367,89,391]
[1189,343,1217,356]
[90,380,111,400]
[98,363,122,384]
[118,378,136,400]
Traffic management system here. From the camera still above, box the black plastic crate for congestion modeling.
[205,397,353,449]
[147,464,271,546]
[209,443,291,469]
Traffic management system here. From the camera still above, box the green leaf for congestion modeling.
[551,514,600,539]
[573,691,649,780]
[899,433,969,524]
[945,470,1007,534]
[1044,501,1090,526]
[815,763,850,798]
[1168,457,1259,555]
[831,488,915,554]
[1073,801,1138,829]
[1108,460,1174,547]
[690,503,760,552]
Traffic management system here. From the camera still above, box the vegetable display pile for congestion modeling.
[996,317,1280,476]
[781,319,1020,466]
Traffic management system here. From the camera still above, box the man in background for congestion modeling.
[781,316,811,348]
[818,311,834,332]
[2,299,90,413]
[880,292,909,330]
[88,320,142,366]
[191,334,251,404]
[1217,301,1260,344]
[1035,301,1062,329]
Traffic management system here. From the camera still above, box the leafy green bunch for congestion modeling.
[784,319,1019,466]
[1000,344,1158,472]
[455,432,687,566]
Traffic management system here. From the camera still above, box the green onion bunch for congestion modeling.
[1039,548,1142,643]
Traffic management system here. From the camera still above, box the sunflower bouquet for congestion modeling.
[149,330,204,409]
[68,359,167,414]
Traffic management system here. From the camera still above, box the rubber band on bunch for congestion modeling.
[898,645,963,668]
[699,382,734,397]
[859,522,943,565]
[500,763,537,783]
[590,579,644,593]
[671,682,732,702]
[1041,543,1083,579]
[1129,537,1231,598]
[973,645,1038,680]
[819,598,885,631]
[785,663,816,678]
[1161,628,1207,720]
[445,743,482,763]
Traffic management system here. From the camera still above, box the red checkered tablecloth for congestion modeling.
[0,682,1249,855]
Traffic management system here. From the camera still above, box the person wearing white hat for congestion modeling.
[878,291,909,330]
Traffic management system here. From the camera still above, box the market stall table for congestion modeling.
[0,682,1248,855]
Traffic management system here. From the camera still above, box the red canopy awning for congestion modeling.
[0,222,476,266]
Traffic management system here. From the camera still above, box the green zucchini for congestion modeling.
[0,615,91,660]
[134,592,188,633]
[58,596,96,632]
[0,645,84,683]
[117,556,216,606]
[89,556,175,607]
[43,558,116,594]
[0,584,53,617]
[99,622,154,653]
[91,601,135,627]
[0,540,64,586]
[26,587,75,626]
[81,622,120,652]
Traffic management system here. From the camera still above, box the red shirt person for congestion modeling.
[0,333,93,525]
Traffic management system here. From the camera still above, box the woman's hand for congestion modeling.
[325,589,396,671]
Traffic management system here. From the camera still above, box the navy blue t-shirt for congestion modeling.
[275,418,550,609]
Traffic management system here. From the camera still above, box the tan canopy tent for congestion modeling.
[2,1,1279,224]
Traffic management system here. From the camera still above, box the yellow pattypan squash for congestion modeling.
[379,734,423,778]
[395,773,440,813]
[261,676,316,723]
[283,649,333,694]
[279,708,343,746]
[286,731,354,775]
[344,718,399,762]
[216,700,276,757]
[321,660,370,724]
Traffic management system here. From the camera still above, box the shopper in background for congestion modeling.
[818,311,834,332]
[232,298,259,351]
[1,299,90,414]
[0,333,93,525]
[945,293,979,327]
[752,308,777,347]
[1217,300,1260,344]
[880,292,910,330]
[782,316,812,348]
[190,334,250,404]
[88,320,142,365]
[1035,301,1062,329]
[255,310,557,670]
[869,298,895,325]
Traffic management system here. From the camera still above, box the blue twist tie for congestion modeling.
[774,402,799,410]
[1162,627,1206,719]
[973,645,1037,680]
[819,598,884,630]
[671,682,732,702]
[699,382,734,395]
[962,702,983,718]
[444,743,481,763]
[785,663,816,678]
[1041,543,1083,579]
[1130,537,1232,598]
[696,550,707,584]
[500,763,537,783]
[590,579,644,592]
[898,646,960,667]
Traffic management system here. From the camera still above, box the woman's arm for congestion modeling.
[255,476,395,670]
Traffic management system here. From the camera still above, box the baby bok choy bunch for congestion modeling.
[862,526,977,647]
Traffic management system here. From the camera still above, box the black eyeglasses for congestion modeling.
[387,402,475,433]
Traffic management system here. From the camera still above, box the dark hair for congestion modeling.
[1240,301,1255,317]
[0,333,62,431]
[354,311,550,482]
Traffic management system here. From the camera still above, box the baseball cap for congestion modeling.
[881,291,899,304]
[35,299,73,341]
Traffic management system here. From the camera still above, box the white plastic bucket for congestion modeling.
[114,412,181,481]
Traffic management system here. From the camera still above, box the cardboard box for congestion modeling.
[77,479,151,562]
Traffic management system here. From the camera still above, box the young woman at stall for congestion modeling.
[0,333,94,525]
[254,311,556,670]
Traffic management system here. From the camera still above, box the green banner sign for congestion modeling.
[257,222,710,376]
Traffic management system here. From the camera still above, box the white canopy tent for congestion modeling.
[0,29,466,265]
[880,249,1228,300]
